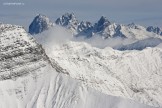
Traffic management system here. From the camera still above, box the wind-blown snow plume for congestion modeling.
[34,26,73,53]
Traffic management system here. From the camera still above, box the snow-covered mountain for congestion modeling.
[92,16,125,39]
[1,23,157,108]
[118,23,161,39]
[55,13,79,35]
[29,13,162,40]
[29,14,54,35]
[146,26,162,36]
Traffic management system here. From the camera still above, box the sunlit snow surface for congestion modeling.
[0,68,155,108]
[41,41,162,107]
[0,23,161,108]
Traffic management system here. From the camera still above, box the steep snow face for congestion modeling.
[46,41,162,107]
[55,13,79,34]
[98,23,126,39]
[54,14,161,39]
[147,26,162,36]
[0,23,155,108]
[94,22,161,39]
[92,16,126,39]
[0,23,50,80]
[29,14,54,35]
[120,24,161,39]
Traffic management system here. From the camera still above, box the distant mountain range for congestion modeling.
[29,13,162,39]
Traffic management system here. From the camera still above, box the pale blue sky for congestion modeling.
[0,0,162,30]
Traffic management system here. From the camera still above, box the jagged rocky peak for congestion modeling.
[146,26,162,35]
[127,23,141,29]
[94,16,111,32]
[102,23,126,38]
[76,21,94,37]
[77,21,93,32]
[29,14,54,35]
[55,13,79,29]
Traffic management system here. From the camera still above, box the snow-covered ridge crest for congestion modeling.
[0,23,50,80]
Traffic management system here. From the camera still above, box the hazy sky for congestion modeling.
[0,0,162,29]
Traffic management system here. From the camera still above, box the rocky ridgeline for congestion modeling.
[29,13,124,38]
[28,13,162,39]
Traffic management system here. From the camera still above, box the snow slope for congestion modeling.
[0,70,155,108]
[0,63,155,108]
[43,41,162,107]
[119,23,160,40]
[0,23,157,108]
